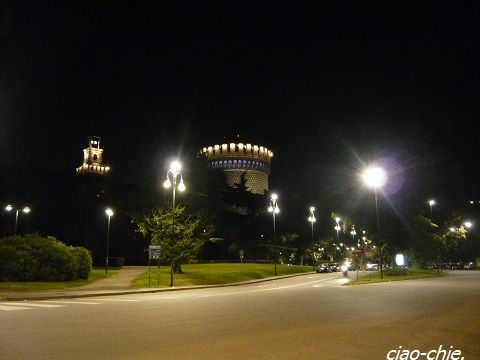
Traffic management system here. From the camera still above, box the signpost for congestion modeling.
[148,245,161,287]
[239,250,244,281]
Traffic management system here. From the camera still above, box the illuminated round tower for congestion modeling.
[199,140,273,194]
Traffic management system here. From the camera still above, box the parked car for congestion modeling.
[328,263,340,272]
[316,264,331,273]
[365,263,378,271]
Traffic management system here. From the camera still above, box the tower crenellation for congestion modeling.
[199,141,273,194]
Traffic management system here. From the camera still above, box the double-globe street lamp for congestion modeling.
[268,194,280,276]
[164,160,185,287]
[105,208,114,274]
[334,217,341,261]
[5,205,30,235]
[362,166,387,279]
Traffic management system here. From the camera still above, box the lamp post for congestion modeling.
[164,160,185,287]
[105,208,114,274]
[334,217,341,261]
[362,166,387,279]
[428,200,435,221]
[268,193,280,276]
[350,225,356,247]
[5,205,30,235]
[308,207,316,269]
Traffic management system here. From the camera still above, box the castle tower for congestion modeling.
[76,136,110,175]
[199,139,273,194]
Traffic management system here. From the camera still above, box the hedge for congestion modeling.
[0,233,92,282]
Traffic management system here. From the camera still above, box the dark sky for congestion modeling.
[1,0,480,215]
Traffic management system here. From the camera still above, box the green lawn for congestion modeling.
[131,263,312,288]
[0,264,449,292]
[345,266,448,285]
[0,268,116,292]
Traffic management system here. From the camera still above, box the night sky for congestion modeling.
[1,0,480,223]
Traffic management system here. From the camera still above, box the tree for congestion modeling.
[441,215,469,265]
[305,237,332,265]
[407,213,444,268]
[134,203,215,273]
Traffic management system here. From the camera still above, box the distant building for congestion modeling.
[199,137,273,194]
[76,136,110,175]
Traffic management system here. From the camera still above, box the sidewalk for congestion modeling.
[0,266,171,301]
[0,266,312,301]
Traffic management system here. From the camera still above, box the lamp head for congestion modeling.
[363,166,387,188]
[171,161,181,172]
[178,176,186,191]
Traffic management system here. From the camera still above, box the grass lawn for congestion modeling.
[131,263,313,288]
[0,268,116,292]
[345,266,448,285]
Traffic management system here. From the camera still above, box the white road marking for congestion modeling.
[94,299,141,302]
[40,300,100,305]
[0,304,31,311]
[198,276,337,297]
[0,302,64,308]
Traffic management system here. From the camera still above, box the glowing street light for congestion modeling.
[308,207,316,242]
[105,208,114,274]
[268,193,280,276]
[5,205,30,235]
[428,200,435,220]
[334,217,341,261]
[164,160,186,287]
[350,225,356,247]
[362,166,387,279]
[308,207,316,269]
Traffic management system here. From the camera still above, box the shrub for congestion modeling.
[70,246,92,279]
[0,233,92,281]
[109,257,125,267]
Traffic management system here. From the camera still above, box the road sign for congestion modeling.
[149,245,160,259]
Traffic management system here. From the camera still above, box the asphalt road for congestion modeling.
[1,271,479,360]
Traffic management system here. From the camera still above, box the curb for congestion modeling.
[0,272,316,301]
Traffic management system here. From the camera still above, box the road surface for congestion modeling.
[1,271,479,359]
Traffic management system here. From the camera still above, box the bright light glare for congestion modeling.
[105,208,114,216]
[178,178,186,191]
[363,167,387,188]
[395,254,404,266]
[23,207,30,213]
[429,200,435,206]
[163,177,171,188]
[171,161,181,172]
[5,205,13,211]
[271,193,278,200]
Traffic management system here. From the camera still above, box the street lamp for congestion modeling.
[362,166,387,279]
[5,205,30,235]
[268,193,280,276]
[334,217,341,260]
[164,160,185,287]
[105,208,114,274]
[308,207,316,269]
[350,225,356,247]
[428,200,435,221]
